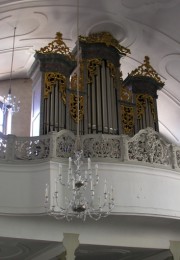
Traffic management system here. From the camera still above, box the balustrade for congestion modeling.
[0,128,179,171]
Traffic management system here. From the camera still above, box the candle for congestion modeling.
[88,158,91,170]
[85,170,87,180]
[72,178,75,190]
[111,185,114,200]
[67,169,70,183]
[59,164,62,177]
[45,184,49,197]
[55,178,57,192]
[95,164,98,175]
[52,195,55,209]
[104,179,107,194]
[98,196,101,207]
[90,180,93,191]
[69,157,72,169]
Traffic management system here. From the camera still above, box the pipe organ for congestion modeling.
[78,32,130,134]
[31,32,164,136]
[122,56,164,135]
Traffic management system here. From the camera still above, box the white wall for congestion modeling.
[0,161,179,249]
[0,78,32,136]
[1,160,180,218]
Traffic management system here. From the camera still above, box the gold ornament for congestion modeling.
[79,32,130,55]
[129,56,164,85]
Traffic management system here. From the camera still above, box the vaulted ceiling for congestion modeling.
[0,0,179,144]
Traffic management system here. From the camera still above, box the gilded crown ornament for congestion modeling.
[79,32,131,55]
[129,56,164,85]
[36,32,74,60]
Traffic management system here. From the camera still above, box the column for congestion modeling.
[63,233,79,260]
[170,241,180,260]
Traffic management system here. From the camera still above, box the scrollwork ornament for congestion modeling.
[107,62,116,78]
[121,105,134,135]
[15,138,50,160]
[69,94,84,123]
[83,136,121,159]
[128,128,171,165]
[44,72,66,104]
[129,56,164,85]
[136,94,155,120]
[79,32,130,55]
[136,94,146,119]
[36,32,74,60]
[87,59,102,84]
[176,150,180,168]
[71,62,84,91]
[0,136,7,159]
[120,85,132,102]
[56,135,75,158]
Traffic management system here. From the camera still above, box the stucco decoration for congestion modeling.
[83,135,121,159]
[176,150,180,168]
[0,133,7,160]
[56,131,75,158]
[15,136,50,160]
[128,127,171,165]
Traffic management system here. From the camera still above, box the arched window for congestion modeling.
[0,105,4,133]
[0,98,12,135]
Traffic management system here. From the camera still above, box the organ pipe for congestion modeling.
[34,32,164,137]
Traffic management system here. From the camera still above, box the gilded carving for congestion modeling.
[120,85,132,102]
[70,93,84,123]
[71,62,84,91]
[107,62,116,78]
[121,105,134,135]
[70,62,84,123]
[87,59,102,84]
[36,32,74,60]
[136,94,146,119]
[44,72,66,104]
[79,32,130,55]
[129,56,164,85]
[136,94,155,120]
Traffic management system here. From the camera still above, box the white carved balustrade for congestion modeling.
[127,128,172,167]
[0,128,179,171]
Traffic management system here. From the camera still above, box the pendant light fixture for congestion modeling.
[44,0,114,221]
[2,27,20,114]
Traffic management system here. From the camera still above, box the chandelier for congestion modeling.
[2,27,20,114]
[45,147,114,221]
[44,0,114,221]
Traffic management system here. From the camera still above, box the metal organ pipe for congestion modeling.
[96,65,102,133]
[101,61,108,133]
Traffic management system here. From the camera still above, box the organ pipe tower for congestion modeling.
[30,32,164,136]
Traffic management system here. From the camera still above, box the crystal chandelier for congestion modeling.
[44,0,114,221]
[45,143,114,221]
[2,27,20,114]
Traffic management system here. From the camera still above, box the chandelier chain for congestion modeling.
[9,27,16,93]
[44,0,115,221]
[2,26,20,115]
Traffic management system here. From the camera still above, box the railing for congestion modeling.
[0,128,179,171]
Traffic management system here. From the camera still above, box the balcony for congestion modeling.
[0,127,179,218]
